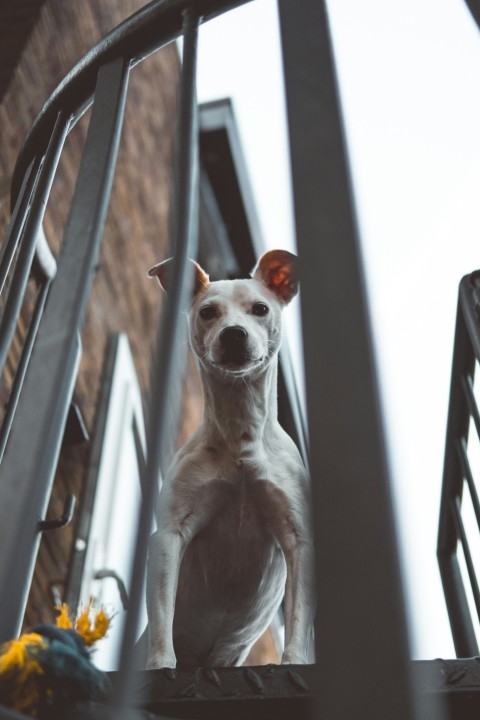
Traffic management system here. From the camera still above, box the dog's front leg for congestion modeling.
[146,528,185,669]
[268,477,315,664]
[281,536,316,664]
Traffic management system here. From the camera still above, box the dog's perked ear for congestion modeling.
[147,258,210,296]
[252,249,298,305]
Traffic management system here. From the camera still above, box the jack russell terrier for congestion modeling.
[145,249,314,668]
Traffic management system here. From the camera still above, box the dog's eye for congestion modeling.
[199,305,216,320]
[251,302,269,317]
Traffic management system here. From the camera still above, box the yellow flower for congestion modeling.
[56,601,111,646]
[0,633,46,715]
[55,603,73,630]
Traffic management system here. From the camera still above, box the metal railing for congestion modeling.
[435,0,480,665]
[438,272,480,657]
[0,1,419,718]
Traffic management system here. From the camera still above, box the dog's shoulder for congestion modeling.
[266,424,308,478]
[161,427,220,494]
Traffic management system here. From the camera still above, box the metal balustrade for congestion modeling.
[434,0,480,669]
[438,272,480,657]
[0,1,420,718]
[437,0,480,663]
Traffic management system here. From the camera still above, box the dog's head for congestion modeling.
[148,250,298,377]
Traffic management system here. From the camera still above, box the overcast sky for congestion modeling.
[196,0,480,659]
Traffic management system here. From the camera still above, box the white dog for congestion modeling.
[145,249,314,668]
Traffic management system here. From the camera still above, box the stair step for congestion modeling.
[109,660,480,719]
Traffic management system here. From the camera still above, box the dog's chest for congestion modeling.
[200,439,290,530]
[210,463,270,538]
[182,468,283,595]
[196,444,280,539]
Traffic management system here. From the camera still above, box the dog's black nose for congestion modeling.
[220,326,247,347]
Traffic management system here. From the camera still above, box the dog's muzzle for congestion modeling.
[219,325,249,366]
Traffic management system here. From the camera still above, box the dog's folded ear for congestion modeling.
[252,249,298,305]
[148,258,210,296]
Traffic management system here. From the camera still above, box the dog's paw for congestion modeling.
[281,650,309,665]
[146,650,177,670]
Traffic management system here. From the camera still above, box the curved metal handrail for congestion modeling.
[11,0,250,208]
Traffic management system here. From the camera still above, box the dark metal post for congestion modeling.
[438,275,480,656]
[0,282,51,462]
[278,1,426,718]
[0,158,38,293]
[0,57,129,641]
[113,8,199,713]
[0,114,68,375]
[450,497,480,620]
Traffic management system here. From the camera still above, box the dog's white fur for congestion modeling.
[145,249,314,668]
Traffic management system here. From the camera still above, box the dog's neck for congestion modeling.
[199,358,278,449]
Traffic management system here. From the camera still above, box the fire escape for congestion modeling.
[1,1,480,718]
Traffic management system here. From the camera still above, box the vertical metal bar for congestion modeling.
[451,497,480,623]
[113,8,199,713]
[462,373,480,440]
[0,157,38,294]
[0,57,129,642]
[438,286,478,655]
[459,273,480,363]
[278,1,419,719]
[0,281,51,463]
[456,437,480,532]
[0,114,68,375]
[438,553,479,657]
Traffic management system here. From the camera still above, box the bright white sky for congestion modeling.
[196,0,480,659]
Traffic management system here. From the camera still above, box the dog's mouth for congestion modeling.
[213,351,264,374]
[220,347,249,366]
[205,327,268,375]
